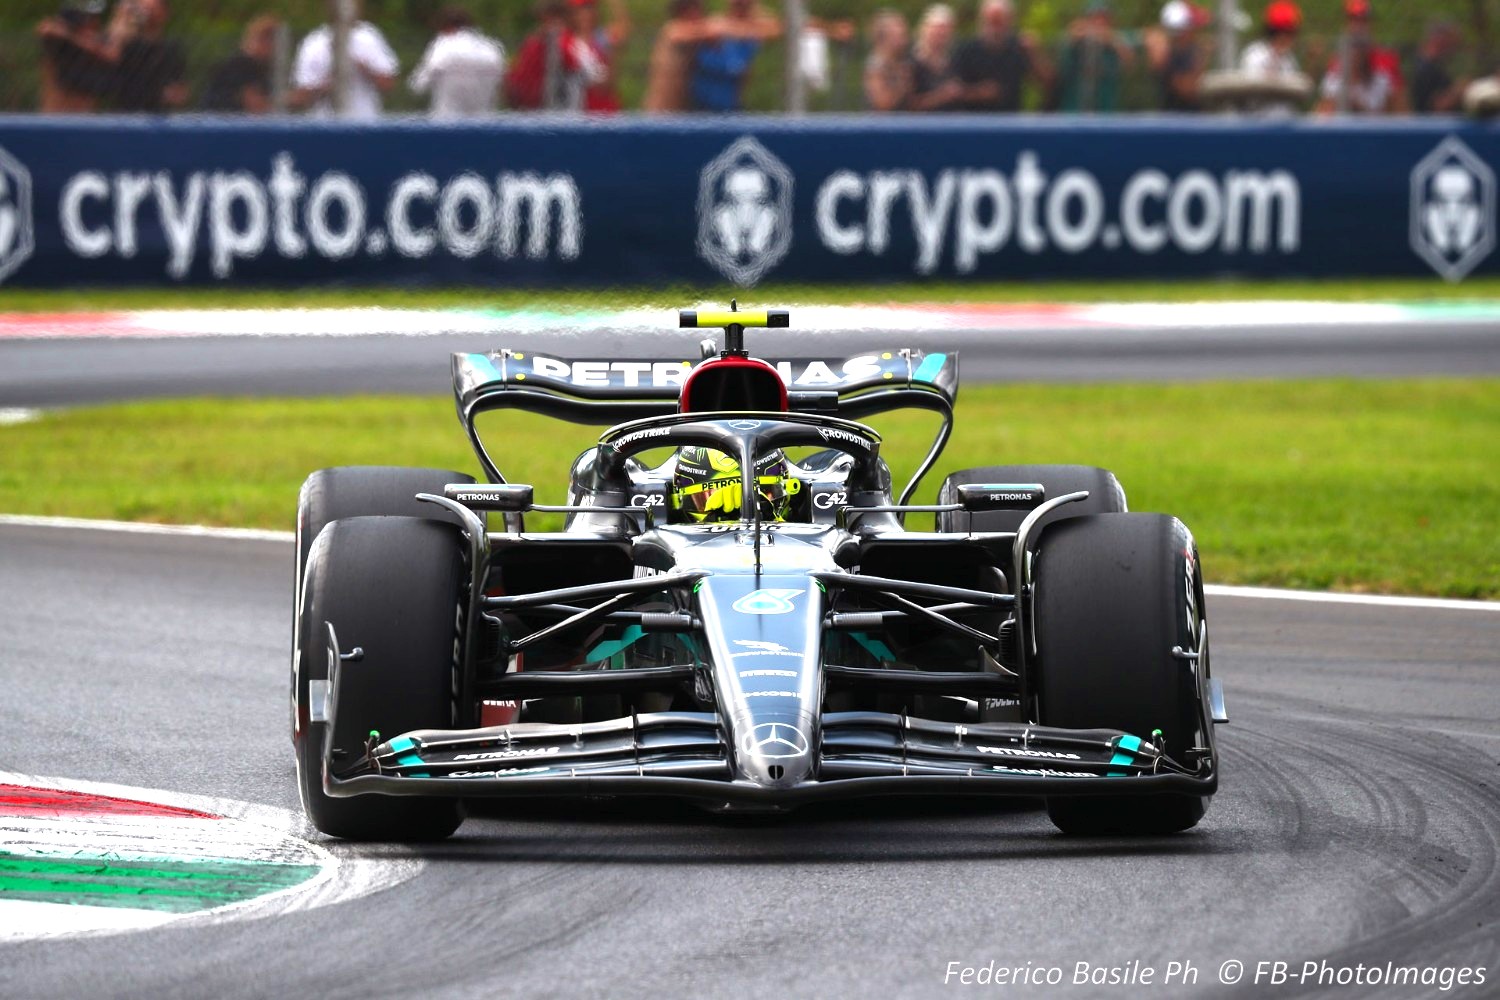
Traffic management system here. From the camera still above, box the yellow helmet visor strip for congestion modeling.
[675,475,802,516]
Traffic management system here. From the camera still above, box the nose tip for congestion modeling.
[737,719,816,787]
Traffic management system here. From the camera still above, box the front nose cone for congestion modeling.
[735,713,816,787]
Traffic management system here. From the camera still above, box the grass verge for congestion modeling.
[4,278,1500,313]
[1,379,1496,599]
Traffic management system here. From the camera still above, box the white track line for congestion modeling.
[1,513,1495,613]
[0,513,293,543]
[1200,584,1498,613]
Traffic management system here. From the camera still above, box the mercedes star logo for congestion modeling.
[742,722,810,759]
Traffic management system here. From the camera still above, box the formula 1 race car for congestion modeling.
[290,307,1227,841]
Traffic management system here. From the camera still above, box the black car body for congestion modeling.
[291,309,1227,839]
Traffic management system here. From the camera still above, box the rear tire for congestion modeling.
[935,464,1126,535]
[1032,513,1210,835]
[295,516,466,841]
[293,466,473,741]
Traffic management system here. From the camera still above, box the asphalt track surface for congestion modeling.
[0,522,1497,998]
[4,320,1500,406]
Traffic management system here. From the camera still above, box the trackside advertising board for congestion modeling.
[0,116,1494,287]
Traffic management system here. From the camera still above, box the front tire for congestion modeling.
[1032,513,1210,835]
[295,516,466,841]
[293,466,473,742]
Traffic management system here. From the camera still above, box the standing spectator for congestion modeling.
[863,9,914,112]
[1411,19,1469,115]
[954,0,1050,113]
[568,0,630,113]
[1056,0,1134,113]
[291,0,399,120]
[1155,0,1209,112]
[909,4,963,112]
[1318,37,1395,114]
[201,15,281,113]
[506,1,605,111]
[36,0,113,113]
[1238,1,1305,115]
[1241,3,1300,80]
[690,1,782,113]
[409,7,506,118]
[644,0,719,112]
[1331,0,1407,112]
[108,0,188,112]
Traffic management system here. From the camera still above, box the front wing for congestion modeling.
[322,712,1215,808]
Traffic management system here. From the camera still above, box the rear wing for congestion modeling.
[453,348,957,421]
[452,348,958,486]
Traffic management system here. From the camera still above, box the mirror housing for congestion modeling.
[955,483,1045,513]
[789,390,839,414]
[445,483,533,512]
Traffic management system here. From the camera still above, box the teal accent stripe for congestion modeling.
[387,736,425,770]
[1109,733,1143,764]
[1107,733,1143,777]
[465,353,504,383]
[849,631,896,663]
[586,624,646,663]
[912,352,947,384]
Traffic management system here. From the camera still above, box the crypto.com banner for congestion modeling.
[0,116,1494,288]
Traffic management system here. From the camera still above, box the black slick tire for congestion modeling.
[294,516,466,841]
[1032,513,1210,835]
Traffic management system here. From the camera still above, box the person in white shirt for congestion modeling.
[291,0,399,121]
[1240,2,1300,80]
[410,7,506,118]
[1238,1,1306,116]
[1317,37,1394,115]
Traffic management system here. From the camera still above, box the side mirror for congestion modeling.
[955,483,1045,513]
[789,391,839,414]
[445,483,533,512]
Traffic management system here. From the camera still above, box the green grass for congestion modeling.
[5,278,1500,313]
[2,379,1497,599]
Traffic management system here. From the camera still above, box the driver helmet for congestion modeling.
[672,447,798,523]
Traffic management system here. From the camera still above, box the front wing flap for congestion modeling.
[323,712,1214,805]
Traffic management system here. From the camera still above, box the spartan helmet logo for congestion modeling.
[697,137,794,287]
[1411,137,1496,282]
[717,169,775,258]
[0,145,35,285]
[1427,167,1481,255]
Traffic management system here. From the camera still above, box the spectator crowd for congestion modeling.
[31,0,1492,118]
[866,0,1478,116]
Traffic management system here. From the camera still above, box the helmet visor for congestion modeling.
[675,474,787,520]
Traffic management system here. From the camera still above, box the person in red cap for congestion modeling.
[1317,34,1395,114]
[1324,0,1408,112]
[567,0,629,112]
[1238,1,1305,114]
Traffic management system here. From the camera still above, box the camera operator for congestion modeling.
[106,0,189,112]
[36,0,113,113]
